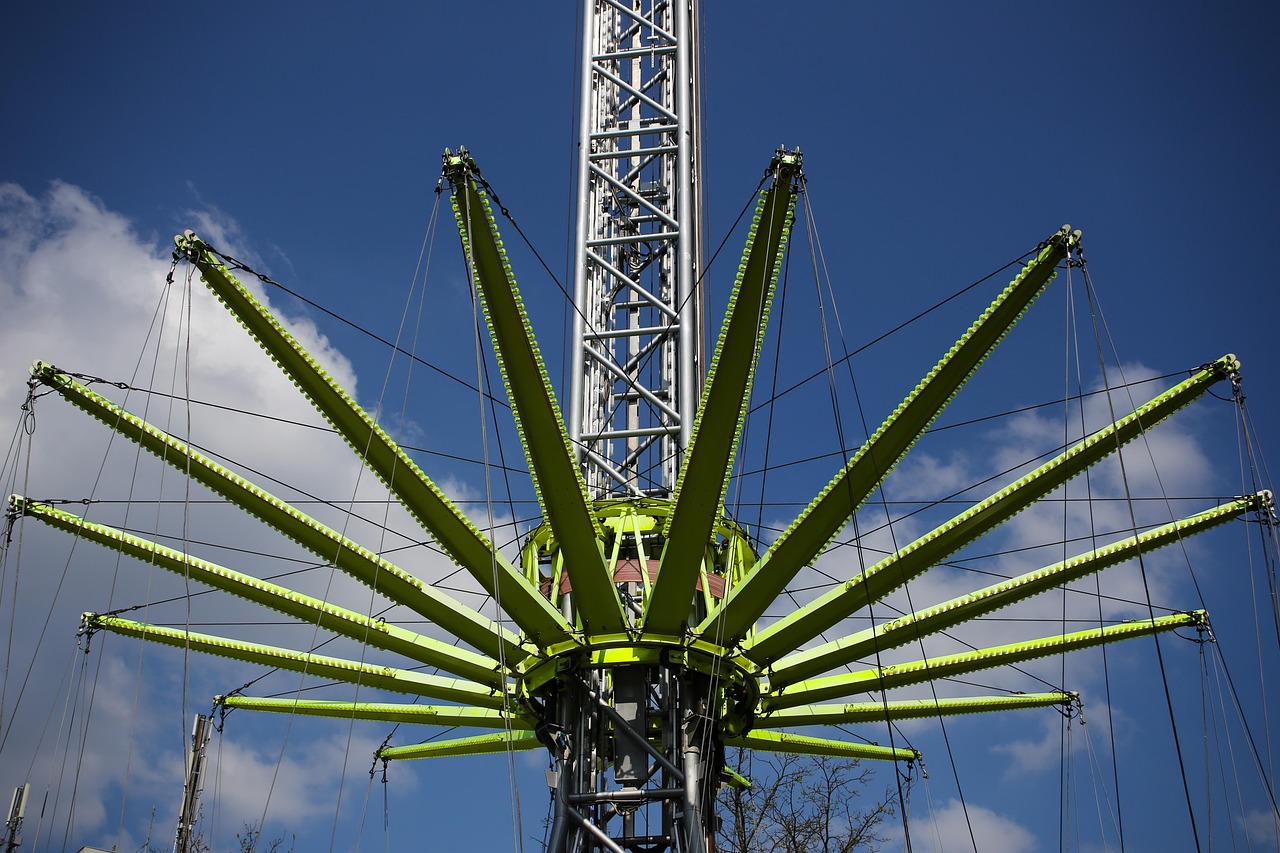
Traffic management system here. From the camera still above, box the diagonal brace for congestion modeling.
[701,227,1080,647]
[86,613,509,709]
[646,150,801,635]
[172,231,575,649]
[764,610,1206,710]
[14,497,505,687]
[30,363,526,665]
[746,353,1240,666]
[769,491,1264,686]
[443,150,623,636]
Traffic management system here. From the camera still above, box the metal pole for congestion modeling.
[3,784,29,853]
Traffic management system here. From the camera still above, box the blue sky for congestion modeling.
[3,3,1279,851]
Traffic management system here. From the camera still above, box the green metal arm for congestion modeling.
[172,231,575,649]
[443,150,622,636]
[85,613,509,709]
[764,610,1205,710]
[379,730,542,760]
[646,150,801,636]
[756,692,1074,728]
[30,363,524,665]
[14,497,503,687]
[701,227,1080,647]
[724,730,916,763]
[746,353,1240,666]
[217,696,530,729]
[769,492,1264,686]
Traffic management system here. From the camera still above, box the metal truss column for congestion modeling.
[545,666,718,853]
[569,0,703,499]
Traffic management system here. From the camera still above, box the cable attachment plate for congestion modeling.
[173,229,206,264]
[76,611,98,652]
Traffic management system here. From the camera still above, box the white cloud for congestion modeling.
[1238,807,1280,845]
[904,798,1039,853]
[0,181,471,850]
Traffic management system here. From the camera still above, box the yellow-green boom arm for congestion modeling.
[702,227,1080,647]
[173,232,575,650]
[747,353,1240,667]
[30,363,524,666]
[14,497,503,687]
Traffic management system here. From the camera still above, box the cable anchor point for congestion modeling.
[76,613,98,653]
[1262,490,1278,527]
[173,229,204,265]
[1230,366,1245,405]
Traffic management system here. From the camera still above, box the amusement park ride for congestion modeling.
[5,2,1276,852]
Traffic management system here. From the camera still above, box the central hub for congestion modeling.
[515,499,762,762]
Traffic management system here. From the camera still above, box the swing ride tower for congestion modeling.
[568,0,703,499]
[7,1,1278,851]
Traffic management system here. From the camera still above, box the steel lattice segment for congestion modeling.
[745,353,1242,667]
[569,0,702,498]
[28,363,525,666]
[84,614,510,709]
[646,151,801,636]
[443,150,623,637]
[13,498,504,687]
[172,232,576,651]
[769,492,1267,686]
[764,610,1207,710]
[756,692,1075,728]
[701,227,1081,648]
[217,696,531,729]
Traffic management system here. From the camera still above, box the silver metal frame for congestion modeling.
[569,0,703,500]
[554,2,715,850]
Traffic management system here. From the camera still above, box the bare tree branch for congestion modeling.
[716,750,894,853]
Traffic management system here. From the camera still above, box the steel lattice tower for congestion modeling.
[569,0,704,499]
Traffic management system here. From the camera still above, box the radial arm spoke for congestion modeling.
[746,353,1241,666]
[646,151,801,635]
[30,363,527,665]
[701,227,1080,646]
[172,233,575,649]
[217,696,529,728]
[443,151,623,635]
[724,730,916,762]
[14,497,505,687]
[764,611,1206,710]
[379,730,542,760]
[755,692,1074,728]
[85,613,510,709]
[770,492,1265,686]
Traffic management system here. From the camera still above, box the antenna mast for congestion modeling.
[173,714,212,853]
[569,0,703,498]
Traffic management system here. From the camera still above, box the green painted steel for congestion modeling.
[701,228,1080,647]
[217,696,529,728]
[443,151,622,636]
[765,611,1206,710]
[173,232,575,650]
[379,730,542,760]
[746,353,1240,667]
[29,363,523,665]
[29,187,1241,779]
[725,730,916,763]
[646,151,800,635]
[756,692,1074,727]
[769,492,1265,686]
[14,497,504,687]
[86,614,509,709]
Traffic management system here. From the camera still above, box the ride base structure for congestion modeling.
[8,2,1274,852]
